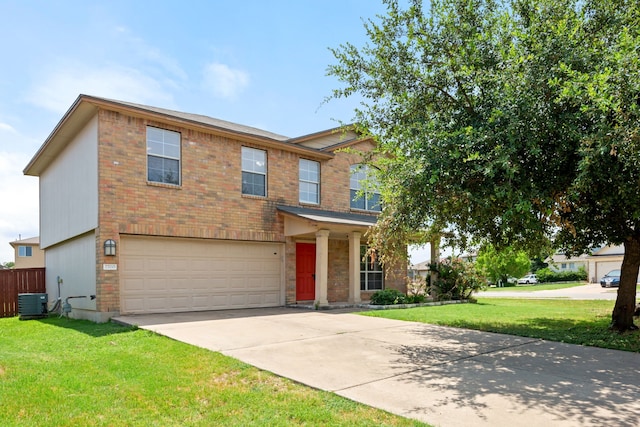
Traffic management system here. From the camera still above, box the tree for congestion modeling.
[328,0,640,331]
[475,245,530,286]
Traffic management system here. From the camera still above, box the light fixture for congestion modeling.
[104,239,116,256]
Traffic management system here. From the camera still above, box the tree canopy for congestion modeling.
[328,0,640,331]
[475,245,530,286]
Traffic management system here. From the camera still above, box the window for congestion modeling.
[561,263,567,269]
[242,147,267,196]
[18,246,32,257]
[147,127,181,185]
[360,245,383,291]
[299,159,320,204]
[350,164,381,211]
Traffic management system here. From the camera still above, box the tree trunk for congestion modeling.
[429,236,440,300]
[610,237,640,332]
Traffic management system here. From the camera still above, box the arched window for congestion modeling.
[350,164,381,211]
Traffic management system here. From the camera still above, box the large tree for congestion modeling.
[328,0,640,331]
[475,244,530,286]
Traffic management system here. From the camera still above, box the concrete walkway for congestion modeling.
[114,308,640,427]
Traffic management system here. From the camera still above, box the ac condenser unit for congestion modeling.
[18,293,48,320]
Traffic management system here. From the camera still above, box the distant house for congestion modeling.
[24,95,407,322]
[9,236,44,269]
[409,260,431,281]
[546,253,588,274]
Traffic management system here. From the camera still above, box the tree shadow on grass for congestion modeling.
[36,315,136,337]
[390,323,640,426]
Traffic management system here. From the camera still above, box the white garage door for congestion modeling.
[120,236,283,314]
[595,261,621,282]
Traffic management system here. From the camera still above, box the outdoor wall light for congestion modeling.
[104,239,116,256]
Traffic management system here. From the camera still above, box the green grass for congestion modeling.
[482,281,586,292]
[362,298,640,352]
[0,316,425,427]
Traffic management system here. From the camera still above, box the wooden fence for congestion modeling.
[0,268,46,318]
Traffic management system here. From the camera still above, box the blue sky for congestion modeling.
[0,0,430,264]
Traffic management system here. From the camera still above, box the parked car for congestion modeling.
[600,270,621,288]
[517,274,538,284]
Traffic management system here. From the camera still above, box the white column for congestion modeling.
[315,229,330,307]
[348,231,362,303]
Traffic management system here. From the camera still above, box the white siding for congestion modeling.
[45,232,97,311]
[40,115,99,249]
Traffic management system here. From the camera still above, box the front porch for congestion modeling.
[278,205,405,307]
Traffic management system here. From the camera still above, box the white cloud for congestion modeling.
[202,62,250,99]
[113,26,188,82]
[0,122,16,133]
[26,63,175,114]
[0,151,39,264]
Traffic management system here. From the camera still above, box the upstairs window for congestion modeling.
[350,164,381,211]
[147,127,181,185]
[18,246,33,257]
[242,147,267,196]
[360,245,383,291]
[299,159,320,204]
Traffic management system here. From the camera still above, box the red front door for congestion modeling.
[296,243,316,301]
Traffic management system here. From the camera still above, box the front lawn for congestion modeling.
[362,298,640,352]
[0,316,424,427]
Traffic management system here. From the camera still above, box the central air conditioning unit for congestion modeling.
[18,293,48,320]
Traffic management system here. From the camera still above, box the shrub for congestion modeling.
[370,289,407,305]
[431,257,485,301]
[535,266,588,283]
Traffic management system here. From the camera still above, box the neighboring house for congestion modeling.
[546,253,588,274]
[9,236,45,269]
[548,245,631,283]
[24,94,406,322]
[409,260,430,281]
[586,245,624,283]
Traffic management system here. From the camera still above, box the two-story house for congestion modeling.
[9,236,45,268]
[24,95,405,322]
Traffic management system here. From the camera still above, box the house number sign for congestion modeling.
[103,264,118,271]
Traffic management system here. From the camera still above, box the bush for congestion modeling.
[535,266,588,283]
[431,257,485,301]
[370,289,407,305]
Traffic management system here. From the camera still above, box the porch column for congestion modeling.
[315,229,330,307]
[348,231,362,304]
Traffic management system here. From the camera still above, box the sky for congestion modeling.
[0,0,430,265]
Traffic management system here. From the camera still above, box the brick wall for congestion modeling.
[94,107,401,310]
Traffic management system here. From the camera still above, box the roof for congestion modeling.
[9,236,39,247]
[277,205,378,227]
[105,97,291,141]
[410,260,431,270]
[24,94,336,176]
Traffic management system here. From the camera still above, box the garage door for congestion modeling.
[595,261,621,282]
[120,236,283,314]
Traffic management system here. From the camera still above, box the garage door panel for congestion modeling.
[121,237,283,314]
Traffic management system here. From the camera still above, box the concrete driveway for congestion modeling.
[114,308,640,427]
[476,282,639,300]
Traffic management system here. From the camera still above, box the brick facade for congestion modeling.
[38,97,406,314]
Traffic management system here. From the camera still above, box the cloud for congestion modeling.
[202,62,250,99]
[26,63,176,114]
[113,26,188,82]
[0,122,16,133]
